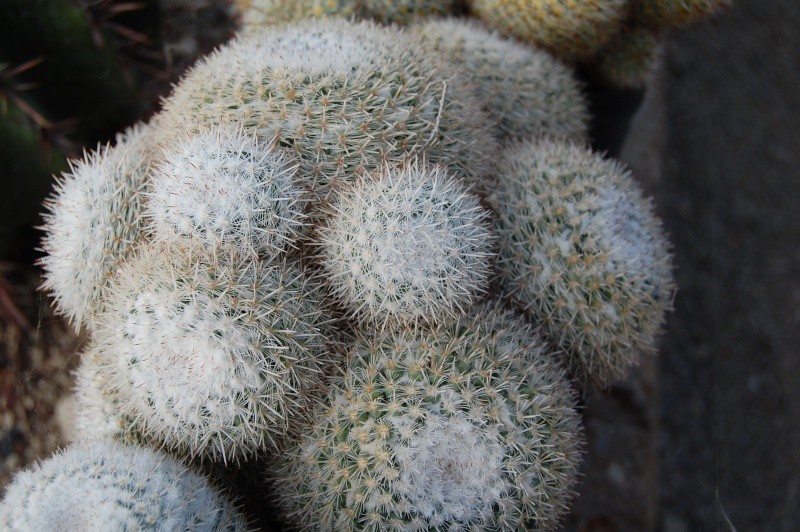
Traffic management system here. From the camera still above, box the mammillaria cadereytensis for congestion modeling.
[146,128,305,257]
[92,243,336,462]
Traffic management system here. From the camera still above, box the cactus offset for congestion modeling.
[316,160,495,328]
[470,0,629,61]
[39,122,153,330]
[0,441,247,530]
[273,303,584,530]
[93,243,337,462]
[413,17,589,141]
[489,139,675,387]
[147,128,305,257]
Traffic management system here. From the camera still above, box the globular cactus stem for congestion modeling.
[316,159,495,328]
[489,138,675,387]
[0,441,247,531]
[273,303,584,530]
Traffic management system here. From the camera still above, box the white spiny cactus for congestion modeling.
[489,139,675,386]
[273,303,584,530]
[93,242,337,462]
[0,441,247,531]
[155,18,498,206]
[147,128,304,257]
[316,160,495,328]
[39,122,152,330]
[413,18,589,142]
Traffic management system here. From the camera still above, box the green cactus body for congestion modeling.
[489,139,675,387]
[592,26,662,89]
[236,0,458,27]
[316,160,495,328]
[413,17,589,142]
[469,0,629,61]
[631,0,731,29]
[155,19,497,208]
[0,441,247,531]
[273,303,584,530]
[93,243,338,462]
[39,122,153,331]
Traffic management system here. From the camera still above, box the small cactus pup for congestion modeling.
[590,26,663,90]
[39,122,153,331]
[631,0,732,29]
[0,441,247,530]
[236,0,458,28]
[93,242,337,462]
[155,18,497,207]
[488,139,675,387]
[412,17,589,142]
[273,304,584,530]
[316,160,495,328]
[146,127,304,257]
[469,0,630,61]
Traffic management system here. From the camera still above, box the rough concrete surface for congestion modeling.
[657,1,800,529]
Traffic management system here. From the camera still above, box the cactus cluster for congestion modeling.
[592,26,662,90]
[7,7,695,529]
[0,442,247,531]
